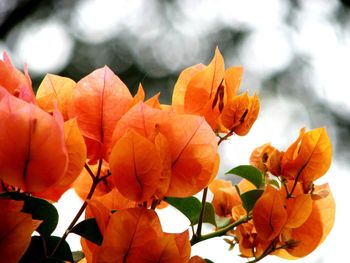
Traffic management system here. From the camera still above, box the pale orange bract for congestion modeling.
[0,52,35,103]
[281,127,332,191]
[110,129,165,202]
[35,118,87,201]
[172,47,259,135]
[36,73,76,120]
[0,88,68,192]
[253,185,288,241]
[89,208,191,263]
[70,66,133,163]
[0,199,41,263]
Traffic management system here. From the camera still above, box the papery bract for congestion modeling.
[278,184,335,258]
[0,199,41,263]
[34,118,87,201]
[70,66,132,163]
[110,129,164,202]
[0,89,68,192]
[253,185,287,241]
[92,208,191,263]
[281,127,332,190]
[221,91,260,135]
[159,113,218,197]
[209,179,241,217]
[0,52,35,103]
[36,74,76,120]
[172,48,259,135]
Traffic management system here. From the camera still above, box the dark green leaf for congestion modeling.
[240,189,264,212]
[203,202,217,226]
[226,165,264,189]
[0,192,58,237]
[165,197,201,226]
[20,236,73,263]
[39,258,65,263]
[71,218,103,245]
[205,259,215,263]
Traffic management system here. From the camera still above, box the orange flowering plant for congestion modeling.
[0,48,334,263]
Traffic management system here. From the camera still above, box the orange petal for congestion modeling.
[285,194,313,228]
[0,199,39,263]
[233,92,260,136]
[209,179,233,194]
[249,143,275,173]
[224,66,243,102]
[111,102,164,145]
[282,127,332,188]
[184,47,225,115]
[60,118,87,186]
[36,74,76,120]
[189,256,207,263]
[94,208,162,262]
[154,133,172,198]
[95,208,190,263]
[0,92,68,192]
[212,185,240,217]
[128,83,145,109]
[110,130,163,202]
[70,66,132,162]
[253,186,287,240]
[221,91,249,131]
[172,64,205,113]
[160,114,218,197]
[145,92,162,109]
[0,52,35,103]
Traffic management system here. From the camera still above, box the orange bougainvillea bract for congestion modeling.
[172,47,260,136]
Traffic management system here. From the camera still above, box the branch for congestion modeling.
[191,215,251,246]
[50,159,103,256]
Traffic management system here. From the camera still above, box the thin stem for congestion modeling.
[195,187,208,238]
[195,131,234,240]
[150,199,160,210]
[287,162,307,198]
[218,130,234,145]
[191,215,251,246]
[84,163,96,180]
[51,159,103,256]
[247,239,276,263]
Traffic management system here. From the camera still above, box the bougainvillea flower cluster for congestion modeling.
[0,49,334,263]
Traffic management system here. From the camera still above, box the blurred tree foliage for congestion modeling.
[1,0,350,165]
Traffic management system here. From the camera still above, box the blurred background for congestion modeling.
[1,0,349,262]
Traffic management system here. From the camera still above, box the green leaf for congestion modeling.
[203,202,217,226]
[226,165,264,189]
[205,259,215,263]
[71,218,103,245]
[20,236,73,263]
[240,189,264,213]
[215,215,231,229]
[1,192,58,237]
[269,179,280,188]
[166,197,202,226]
[165,197,217,227]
